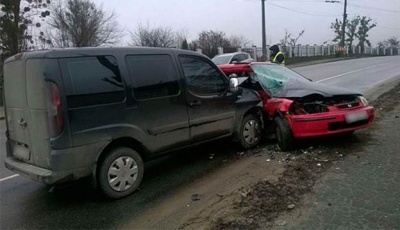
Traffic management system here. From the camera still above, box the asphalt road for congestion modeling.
[292,56,400,99]
[1,56,400,229]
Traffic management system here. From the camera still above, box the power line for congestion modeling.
[266,2,341,17]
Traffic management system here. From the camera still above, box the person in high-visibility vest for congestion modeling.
[269,44,285,66]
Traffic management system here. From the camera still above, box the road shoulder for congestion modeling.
[275,83,400,229]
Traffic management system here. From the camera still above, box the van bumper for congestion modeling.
[5,140,108,184]
[5,157,72,184]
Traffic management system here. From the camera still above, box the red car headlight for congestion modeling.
[357,96,369,106]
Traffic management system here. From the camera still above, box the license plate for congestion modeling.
[345,111,368,124]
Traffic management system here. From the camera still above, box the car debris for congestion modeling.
[277,221,287,226]
[191,194,201,201]
[287,204,295,209]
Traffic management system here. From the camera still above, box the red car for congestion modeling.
[218,62,374,150]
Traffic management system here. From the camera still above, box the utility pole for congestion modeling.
[326,0,347,47]
[341,0,347,47]
[261,0,267,61]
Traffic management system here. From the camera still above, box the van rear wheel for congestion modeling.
[98,147,144,199]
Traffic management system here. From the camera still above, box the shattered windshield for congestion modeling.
[251,64,310,95]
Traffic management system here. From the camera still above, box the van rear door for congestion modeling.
[4,58,54,169]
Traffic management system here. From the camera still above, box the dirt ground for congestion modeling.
[120,83,400,230]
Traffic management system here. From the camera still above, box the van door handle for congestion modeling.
[188,100,202,108]
[19,118,27,128]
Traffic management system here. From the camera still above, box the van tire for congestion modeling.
[239,114,262,149]
[275,117,294,151]
[98,147,144,199]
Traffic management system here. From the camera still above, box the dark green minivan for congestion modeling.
[3,47,263,198]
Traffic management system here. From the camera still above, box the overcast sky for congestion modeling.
[92,0,400,47]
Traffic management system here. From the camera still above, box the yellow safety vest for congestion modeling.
[272,51,286,66]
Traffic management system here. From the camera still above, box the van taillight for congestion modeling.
[48,82,64,137]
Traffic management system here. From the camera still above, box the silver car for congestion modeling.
[212,52,253,65]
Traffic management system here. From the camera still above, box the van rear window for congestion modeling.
[60,56,125,108]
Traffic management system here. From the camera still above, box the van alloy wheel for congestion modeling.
[108,156,139,192]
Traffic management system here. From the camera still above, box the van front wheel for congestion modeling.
[98,147,144,199]
[239,114,262,149]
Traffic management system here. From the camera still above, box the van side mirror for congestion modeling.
[229,78,239,93]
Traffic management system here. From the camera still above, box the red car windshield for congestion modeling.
[250,64,310,95]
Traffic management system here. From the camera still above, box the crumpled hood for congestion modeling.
[274,79,362,98]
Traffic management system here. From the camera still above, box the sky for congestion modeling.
[90,0,399,47]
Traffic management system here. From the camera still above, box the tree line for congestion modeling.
[0,0,252,63]
[1,0,399,63]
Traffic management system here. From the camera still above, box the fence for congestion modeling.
[200,44,400,61]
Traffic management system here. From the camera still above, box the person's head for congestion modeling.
[269,44,280,58]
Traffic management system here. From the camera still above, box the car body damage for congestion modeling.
[218,62,375,150]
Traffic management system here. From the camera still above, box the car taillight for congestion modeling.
[47,82,64,137]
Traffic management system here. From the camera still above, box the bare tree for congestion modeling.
[49,0,122,47]
[130,23,175,47]
[194,30,231,57]
[384,37,400,48]
[175,28,189,49]
[280,29,305,56]
[356,16,376,54]
[0,0,51,55]
[279,29,291,48]
[377,37,399,55]
[346,16,360,53]
[331,18,344,44]
[229,35,251,48]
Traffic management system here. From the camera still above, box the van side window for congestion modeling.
[126,55,180,100]
[179,56,227,95]
[62,56,125,108]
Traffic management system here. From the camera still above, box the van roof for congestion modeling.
[4,47,206,62]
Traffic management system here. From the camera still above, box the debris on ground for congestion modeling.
[210,139,357,230]
[191,194,201,201]
[287,204,295,209]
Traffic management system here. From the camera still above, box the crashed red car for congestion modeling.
[219,62,374,150]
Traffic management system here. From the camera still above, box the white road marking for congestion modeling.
[0,174,19,182]
[316,63,389,83]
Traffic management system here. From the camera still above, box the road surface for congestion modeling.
[1,56,400,229]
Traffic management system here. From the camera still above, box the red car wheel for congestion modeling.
[275,117,294,151]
